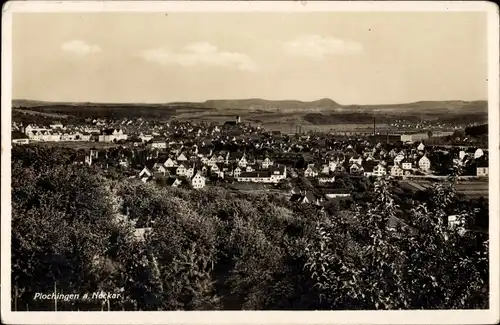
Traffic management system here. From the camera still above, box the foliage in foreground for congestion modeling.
[10,147,488,310]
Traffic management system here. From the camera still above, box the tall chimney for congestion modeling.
[373,117,376,136]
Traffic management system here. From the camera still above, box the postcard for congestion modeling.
[1,1,499,324]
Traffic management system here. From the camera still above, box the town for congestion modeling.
[11,115,489,204]
[6,7,494,315]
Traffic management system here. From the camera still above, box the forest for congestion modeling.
[10,146,489,311]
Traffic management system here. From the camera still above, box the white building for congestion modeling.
[177,153,188,162]
[151,141,167,149]
[476,160,489,177]
[418,155,431,172]
[176,164,187,176]
[373,164,387,177]
[262,157,274,169]
[390,165,404,177]
[164,158,177,168]
[99,129,128,142]
[394,154,405,165]
[304,165,319,178]
[401,160,412,170]
[238,156,248,168]
[474,148,484,159]
[191,173,206,189]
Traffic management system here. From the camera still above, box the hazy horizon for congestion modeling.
[12,97,488,106]
[13,12,488,105]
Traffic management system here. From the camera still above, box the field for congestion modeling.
[261,123,390,134]
[13,108,68,119]
[35,141,125,150]
[401,179,489,199]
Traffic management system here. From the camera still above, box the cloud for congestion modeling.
[284,35,363,59]
[61,40,101,56]
[139,42,259,71]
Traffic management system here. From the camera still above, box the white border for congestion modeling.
[1,1,499,324]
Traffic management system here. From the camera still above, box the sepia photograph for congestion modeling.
[1,1,499,324]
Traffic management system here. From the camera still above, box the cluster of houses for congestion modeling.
[72,144,288,190]
[14,118,489,190]
[12,124,128,143]
[303,142,432,179]
[12,118,248,145]
[135,150,286,189]
[301,141,488,179]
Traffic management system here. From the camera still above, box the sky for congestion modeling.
[12,12,488,105]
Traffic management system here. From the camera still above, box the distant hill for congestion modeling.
[203,98,342,111]
[11,98,488,125]
[13,98,487,112]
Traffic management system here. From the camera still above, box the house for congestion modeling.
[133,228,152,242]
[418,155,431,172]
[236,171,270,183]
[474,148,484,159]
[139,134,154,143]
[210,164,220,173]
[373,164,387,177]
[119,158,130,168]
[394,154,405,165]
[164,157,177,168]
[176,164,187,177]
[233,166,242,177]
[290,191,322,205]
[12,131,29,144]
[217,154,226,163]
[349,155,363,166]
[269,165,287,182]
[400,159,412,170]
[417,142,425,151]
[245,164,257,173]
[139,166,153,179]
[349,163,364,175]
[320,164,330,174]
[318,175,336,184]
[191,173,206,189]
[73,154,92,166]
[447,215,465,230]
[328,161,337,172]
[208,156,218,167]
[390,165,404,177]
[262,157,274,169]
[459,150,467,160]
[99,128,127,142]
[153,164,168,176]
[185,166,195,178]
[238,155,248,168]
[324,188,351,199]
[177,153,188,162]
[50,123,64,129]
[304,165,319,178]
[151,139,167,149]
[166,177,183,187]
[235,166,285,184]
[476,160,489,177]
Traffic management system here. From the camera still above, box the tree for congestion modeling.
[302,176,488,309]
